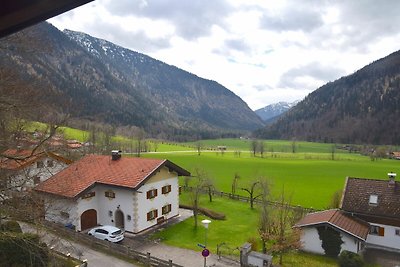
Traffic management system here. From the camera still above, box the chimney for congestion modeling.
[388,172,396,187]
[111,150,122,161]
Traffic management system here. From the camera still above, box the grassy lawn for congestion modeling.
[154,193,340,266]
[144,151,398,209]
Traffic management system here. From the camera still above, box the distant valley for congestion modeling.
[0,22,264,141]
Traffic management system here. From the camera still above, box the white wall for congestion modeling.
[76,185,135,232]
[300,226,361,255]
[9,157,68,191]
[135,175,179,233]
[44,196,78,227]
[300,227,324,254]
[340,233,359,253]
[366,223,400,250]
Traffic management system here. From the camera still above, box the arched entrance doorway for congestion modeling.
[115,209,124,229]
[81,209,97,231]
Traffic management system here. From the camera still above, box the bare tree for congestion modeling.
[291,138,297,153]
[231,172,240,196]
[259,187,301,265]
[259,141,265,158]
[250,140,258,157]
[331,144,336,160]
[189,168,213,228]
[196,141,202,156]
[134,128,146,157]
[327,189,342,209]
[241,180,262,209]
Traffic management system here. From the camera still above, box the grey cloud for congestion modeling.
[259,2,324,32]
[254,84,273,92]
[85,21,171,52]
[279,62,346,89]
[299,1,400,52]
[225,38,250,52]
[104,0,234,40]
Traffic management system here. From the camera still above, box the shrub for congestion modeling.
[247,236,259,251]
[338,250,364,267]
[0,220,22,232]
[0,233,49,266]
[317,226,343,257]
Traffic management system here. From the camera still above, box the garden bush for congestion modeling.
[0,232,49,266]
[338,250,364,267]
[0,220,22,232]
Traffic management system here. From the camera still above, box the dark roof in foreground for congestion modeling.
[295,209,370,240]
[341,177,400,220]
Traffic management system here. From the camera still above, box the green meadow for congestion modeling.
[144,148,398,209]
[147,139,394,266]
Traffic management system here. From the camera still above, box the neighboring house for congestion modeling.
[0,149,72,194]
[34,151,190,233]
[296,173,400,255]
[390,152,400,160]
[294,209,369,254]
[341,173,400,252]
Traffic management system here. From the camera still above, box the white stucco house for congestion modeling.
[294,209,369,255]
[34,151,190,233]
[0,148,72,195]
[295,173,400,255]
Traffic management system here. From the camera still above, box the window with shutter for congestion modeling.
[162,185,171,194]
[162,204,172,214]
[147,189,158,199]
[379,227,385,236]
[147,209,158,221]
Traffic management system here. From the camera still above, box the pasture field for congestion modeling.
[144,150,399,209]
[184,138,343,153]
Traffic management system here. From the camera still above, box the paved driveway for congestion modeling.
[20,222,139,267]
[122,209,240,267]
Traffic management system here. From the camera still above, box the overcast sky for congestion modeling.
[48,0,400,110]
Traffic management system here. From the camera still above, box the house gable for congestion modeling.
[341,177,400,226]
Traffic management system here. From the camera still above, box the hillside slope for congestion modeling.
[0,22,264,140]
[255,51,400,145]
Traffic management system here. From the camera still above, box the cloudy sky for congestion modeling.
[48,0,400,110]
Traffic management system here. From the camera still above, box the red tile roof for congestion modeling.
[295,209,370,240]
[34,154,190,198]
[0,149,72,170]
[341,177,400,220]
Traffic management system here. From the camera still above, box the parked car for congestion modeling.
[88,225,124,243]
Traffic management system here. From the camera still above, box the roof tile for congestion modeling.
[34,154,187,198]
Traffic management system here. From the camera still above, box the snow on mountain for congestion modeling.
[255,100,299,122]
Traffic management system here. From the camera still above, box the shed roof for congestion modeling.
[295,209,370,240]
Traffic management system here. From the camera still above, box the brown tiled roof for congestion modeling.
[0,149,72,170]
[34,154,190,198]
[341,177,400,220]
[295,209,370,240]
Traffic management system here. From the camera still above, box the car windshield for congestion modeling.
[111,230,122,236]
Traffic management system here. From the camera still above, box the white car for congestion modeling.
[88,225,124,243]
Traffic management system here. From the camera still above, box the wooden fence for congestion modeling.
[183,186,318,213]
[44,221,183,267]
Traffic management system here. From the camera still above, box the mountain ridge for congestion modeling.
[0,22,264,140]
[255,50,400,145]
[255,100,299,122]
